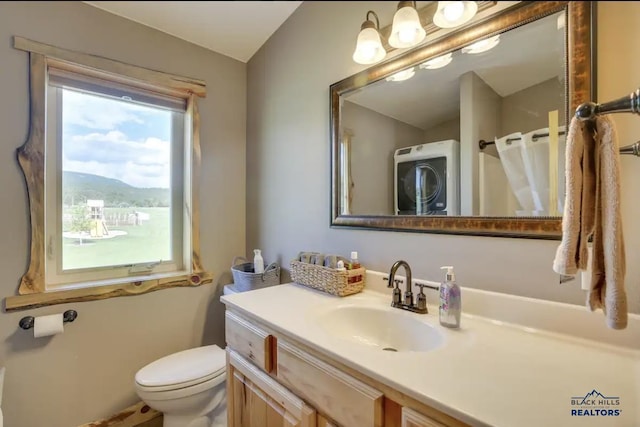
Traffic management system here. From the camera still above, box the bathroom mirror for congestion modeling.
[330,1,594,239]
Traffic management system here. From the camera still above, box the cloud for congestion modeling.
[64,131,169,164]
[63,131,171,189]
[62,89,156,130]
[60,88,175,188]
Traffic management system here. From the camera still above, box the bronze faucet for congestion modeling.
[387,260,428,314]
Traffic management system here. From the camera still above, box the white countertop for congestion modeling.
[221,283,640,427]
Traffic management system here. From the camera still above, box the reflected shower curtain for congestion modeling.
[521,130,548,213]
[495,128,566,216]
[495,132,537,214]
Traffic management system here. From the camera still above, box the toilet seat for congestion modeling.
[136,370,226,401]
[135,345,226,393]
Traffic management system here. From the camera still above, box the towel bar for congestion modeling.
[576,88,640,121]
[479,139,639,156]
[620,142,640,157]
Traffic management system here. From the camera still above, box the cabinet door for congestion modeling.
[227,348,316,427]
[277,339,384,427]
[402,407,447,427]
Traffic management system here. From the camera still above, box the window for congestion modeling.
[45,71,186,288]
[7,36,210,310]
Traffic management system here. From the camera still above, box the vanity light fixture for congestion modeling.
[385,67,416,82]
[419,53,453,70]
[432,1,478,29]
[352,10,387,65]
[388,1,426,49]
[462,34,500,54]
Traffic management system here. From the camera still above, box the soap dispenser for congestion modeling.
[253,249,265,274]
[439,266,461,329]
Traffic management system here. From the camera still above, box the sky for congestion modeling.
[62,89,174,189]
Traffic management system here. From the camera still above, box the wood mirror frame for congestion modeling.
[330,1,595,239]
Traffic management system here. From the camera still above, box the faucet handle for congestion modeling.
[383,277,402,305]
[415,282,439,293]
[414,283,435,313]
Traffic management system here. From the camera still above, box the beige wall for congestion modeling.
[0,2,246,426]
[342,101,423,215]
[501,77,566,136]
[460,72,501,215]
[246,1,639,315]
[598,1,640,314]
[423,117,460,143]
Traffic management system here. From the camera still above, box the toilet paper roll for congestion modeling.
[34,313,64,338]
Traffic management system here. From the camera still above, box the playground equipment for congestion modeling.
[87,199,110,237]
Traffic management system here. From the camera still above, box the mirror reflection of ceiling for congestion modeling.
[345,12,564,130]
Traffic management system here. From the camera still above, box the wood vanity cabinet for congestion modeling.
[401,408,447,427]
[227,348,316,426]
[225,309,468,427]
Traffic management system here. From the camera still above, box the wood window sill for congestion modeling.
[5,270,213,311]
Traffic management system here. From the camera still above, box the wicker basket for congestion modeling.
[289,260,365,297]
[231,257,280,292]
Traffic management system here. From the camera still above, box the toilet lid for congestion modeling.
[135,345,226,389]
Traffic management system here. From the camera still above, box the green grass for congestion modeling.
[63,207,171,270]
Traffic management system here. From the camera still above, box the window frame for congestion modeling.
[45,84,185,287]
[6,36,211,311]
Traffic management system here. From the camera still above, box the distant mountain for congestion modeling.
[63,171,170,207]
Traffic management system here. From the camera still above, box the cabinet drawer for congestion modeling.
[225,311,274,372]
[277,340,384,427]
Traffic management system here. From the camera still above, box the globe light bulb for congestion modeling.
[443,2,464,22]
[433,1,478,29]
[352,13,386,65]
[389,3,426,49]
[399,27,418,44]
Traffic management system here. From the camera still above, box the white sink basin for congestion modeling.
[316,305,444,352]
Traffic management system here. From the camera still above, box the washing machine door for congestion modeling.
[397,157,448,215]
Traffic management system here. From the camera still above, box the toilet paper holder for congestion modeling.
[19,310,77,330]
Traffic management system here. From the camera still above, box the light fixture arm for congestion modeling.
[365,10,380,30]
[397,0,418,11]
[353,10,387,65]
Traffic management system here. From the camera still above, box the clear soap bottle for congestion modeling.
[439,266,461,329]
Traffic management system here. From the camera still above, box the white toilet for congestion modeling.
[134,345,227,427]
[134,286,238,427]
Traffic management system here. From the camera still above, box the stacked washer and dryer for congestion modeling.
[394,139,460,216]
